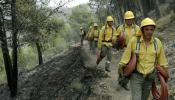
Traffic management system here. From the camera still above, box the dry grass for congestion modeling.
[154,11,175,42]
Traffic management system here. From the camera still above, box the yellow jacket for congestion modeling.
[89,29,99,41]
[116,24,140,45]
[98,25,116,48]
[119,36,168,76]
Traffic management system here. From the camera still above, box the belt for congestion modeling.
[102,40,112,42]
[94,38,98,41]
[133,70,155,78]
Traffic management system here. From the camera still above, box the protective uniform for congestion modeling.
[115,11,140,49]
[118,18,168,100]
[86,25,93,50]
[89,23,99,54]
[79,27,86,46]
[115,11,140,90]
[97,16,116,72]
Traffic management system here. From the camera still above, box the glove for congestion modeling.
[118,74,130,91]
[118,64,126,75]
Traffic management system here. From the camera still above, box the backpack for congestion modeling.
[115,24,137,49]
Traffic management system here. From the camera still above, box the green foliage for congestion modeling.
[45,16,66,40]
[16,0,70,66]
[59,23,78,45]
[0,0,89,84]
[46,16,65,34]
[70,5,93,24]
[0,71,6,84]
[53,37,67,49]
[43,36,67,61]
[69,4,97,34]
[89,0,166,24]
[17,0,53,45]
[18,45,38,69]
[17,0,69,49]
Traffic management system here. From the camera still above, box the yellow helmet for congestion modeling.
[94,23,98,26]
[80,27,83,30]
[141,18,156,28]
[106,16,114,22]
[124,11,135,19]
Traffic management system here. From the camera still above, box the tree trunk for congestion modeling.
[36,42,43,65]
[11,0,18,97]
[159,0,165,3]
[118,7,123,24]
[137,0,144,17]
[154,0,162,19]
[141,0,149,17]
[0,8,13,96]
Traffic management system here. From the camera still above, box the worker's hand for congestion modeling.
[112,37,116,44]
[97,45,101,50]
[118,64,126,75]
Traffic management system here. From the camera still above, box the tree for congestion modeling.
[0,0,74,97]
[0,0,14,97]
[154,0,162,18]
[17,0,73,65]
[11,0,18,96]
[89,0,111,24]
[89,0,163,25]
[69,4,97,38]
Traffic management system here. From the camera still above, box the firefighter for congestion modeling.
[115,11,140,90]
[96,16,116,72]
[115,11,140,49]
[79,27,86,46]
[86,24,93,51]
[89,23,100,54]
[118,18,168,100]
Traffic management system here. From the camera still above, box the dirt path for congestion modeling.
[82,43,131,100]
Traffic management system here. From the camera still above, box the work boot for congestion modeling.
[101,72,111,78]
[105,66,111,72]
[116,84,122,91]
[118,75,130,91]
[105,61,111,72]
[96,58,101,65]
[96,55,103,65]
[92,50,96,55]
[116,83,130,91]
[122,85,130,91]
